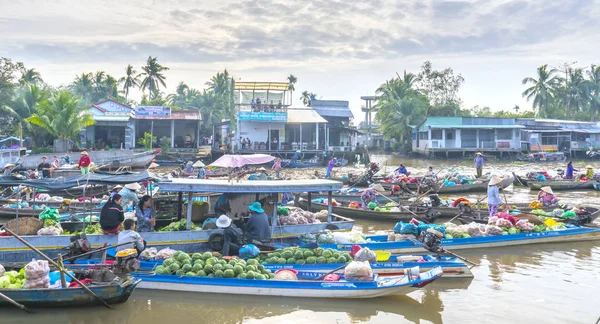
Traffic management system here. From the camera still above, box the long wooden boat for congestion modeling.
[300,192,404,204]
[427,205,600,220]
[133,267,444,298]
[298,200,433,222]
[527,180,595,191]
[379,176,513,194]
[79,254,472,279]
[316,226,600,254]
[15,149,160,170]
[0,278,140,307]
[280,160,324,169]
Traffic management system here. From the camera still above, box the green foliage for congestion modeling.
[138,132,156,150]
[140,56,169,100]
[31,147,52,154]
[159,136,170,153]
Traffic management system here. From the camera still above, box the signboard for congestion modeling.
[135,106,171,117]
[238,111,287,122]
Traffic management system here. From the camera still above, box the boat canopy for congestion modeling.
[157,178,343,193]
[0,171,159,190]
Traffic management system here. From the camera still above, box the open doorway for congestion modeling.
[270,129,279,150]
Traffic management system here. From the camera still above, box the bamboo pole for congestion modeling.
[0,291,33,313]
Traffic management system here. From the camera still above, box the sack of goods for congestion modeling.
[344,261,374,281]
[24,259,50,289]
[353,247,377,263]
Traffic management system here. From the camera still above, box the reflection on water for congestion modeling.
[4,158,600,323]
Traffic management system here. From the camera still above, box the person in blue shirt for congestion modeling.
[214,193,232,215]
[293,150,301,162]
[246,202,271,243]
[135,195,155,232]
[197,166,206,179]
[487,176,504,217]
[474,153,484,178]
[565,161,577,179]
[325,158,337,178]
[185,161,194,173]
[395,164,409,175]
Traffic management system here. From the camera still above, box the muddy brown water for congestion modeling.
[4,156,600,323]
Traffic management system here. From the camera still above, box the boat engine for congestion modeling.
[429,194,441,207]
[65,233,92,263]
[458,203,473,214]
[418,228,444,253]
[113,248,140,276]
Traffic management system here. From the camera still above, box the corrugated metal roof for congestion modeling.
[287,108,328,123]
[92,116,131,122]
[158,178,343,193]
[310,100,353,118]
[234,82,289,91]
[429,125,524,129]
[418,117,521,131]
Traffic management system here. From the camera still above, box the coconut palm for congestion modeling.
[558,68,589,115]
[119,64,141,101]
[26,90,94,141]
[70,72,94,105]
[140,56,169,99]
[167,82,189,106]
[19,68,43,87]
[2,85,49,121]
[513,105,520,114]
[300,91,311,106]
[522,65,561,118]
[399,70,416,90]
[586,65,600,121]
[287,74,297,104]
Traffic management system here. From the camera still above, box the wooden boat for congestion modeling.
[133,267,444,298]
[426,204,600,220]
[298,200,434,222]
[527,180,595,191]
[280,160,324,169]
[0,277,140,307]
[15,149,161,170]
[299,192,404,204]
[379,176,513,194]
[316,226,600,254]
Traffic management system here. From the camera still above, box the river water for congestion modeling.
[4,156,600,324]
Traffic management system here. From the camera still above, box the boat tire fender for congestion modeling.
[208,233,224,251]
[325,224,339,231]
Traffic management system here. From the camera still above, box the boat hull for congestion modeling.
[298,200,431,222]
[15,150,159,170]
[0,279,139,307]
[380,176,513,194]
[528,181,595,191]
[317,227,600,253]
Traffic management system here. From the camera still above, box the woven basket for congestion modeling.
[4,217,43,235]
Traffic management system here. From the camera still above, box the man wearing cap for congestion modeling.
[538,186,558,207]
[474,153,484,178]
[78,151,91,175]
[37,156,51,178]
[487,176,504,217]
[119,183,140,211]
[216,215,244,256]
[246,202,271,243]
[2,163,14,177]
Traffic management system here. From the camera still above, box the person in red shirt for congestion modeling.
[78,151,91,175]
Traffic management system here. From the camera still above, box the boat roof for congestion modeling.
[158,178,343,193]
[0,171,158,190]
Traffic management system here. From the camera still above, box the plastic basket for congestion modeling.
[375,251,391,262]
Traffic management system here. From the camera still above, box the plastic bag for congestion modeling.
[140,247,158,260]
[367,202,378,210]
[495,218,513,228]
[515,219,534,231]
[323,273,341,282]
[332,232,352,244]
[239,244,260,259]
[49,271,74,285]
[155,248,177,260]
[344,261,374,281]
[485,225,503,236]
[317,231,335,244]
[467,222,484,237]
[561,211,576,219]
[38,207,59,221]
[393,222,418,235]
[353,247,377,263]
[0,264,4,277]
[23,259,50,289]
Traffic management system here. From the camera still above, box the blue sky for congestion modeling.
[1,0,599,121]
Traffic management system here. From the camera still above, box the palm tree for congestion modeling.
[558,68,589,115]
[2,85,51,146]
[287,74,297,104]
[398,70,416,90]
[300,91,311,106]
[513,105,520,114]
[140,56,169,99]
[103,75,119,99]
[19,68,43,87]
[522,64,561,117]
[586,65,600,121]
[119,64,141,101]
[26,90,94,141]
[206,69,231,96]
[70,73,94,105]
[167,82,189,106]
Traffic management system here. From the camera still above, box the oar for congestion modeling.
[313,263,349,281]
[2,227,113,309]
[0,292,33,313]
[58,240,137,263]
[409,238,478,267]
[447,195,487,223]
[375,191,428,222]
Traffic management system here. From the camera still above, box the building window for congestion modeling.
[497,129,512,140]
[431,130,442,140]
[418,132,428,140]
[446,131,454,140]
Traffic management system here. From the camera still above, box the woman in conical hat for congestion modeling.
[538,186,558,207]
[487,176,503,217]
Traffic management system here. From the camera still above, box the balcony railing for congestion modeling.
[237,103,288,113]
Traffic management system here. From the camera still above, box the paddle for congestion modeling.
[313,263,349,281]
[0,292,33,314]
[59,240,137,263]
[374,190,426,221]
[409,238,479,267]
[447,195,487,223]
[2,227,113,309]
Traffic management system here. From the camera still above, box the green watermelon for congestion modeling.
[163,258,175,267]
[202,252,213,260]
[238,273,247,279]
[192,264,204,273]
[293,251,304,260]
[247,259,259,266]
[270,252,281,259]
[268,273,275,279]
[205,257,217,265]
[173,251,183,259]
[186,272,197,277]
[155,266,166,274]
[197,270,207,277]
[224,264,234,271]
[277,257,286,264]
[295,259,306,265]
[214,270,224,278]
[169,263,180,273]
[181,264,193,272]
[246,271,256,279]
[322,250,332,258]
[191,253,203,261]
[327,257,337,264]
[306,256,317,264]
[257,265,265,272]
[194,260,205,267]
[337,256,347,263]
[223,269,235,278]
[343,253,352,262]
[255,274,266,280]
[286,258,295,264]
[175,270,185,276]
[213,264,224,272]
[233,265,244,275]
[204,264,214,274]
[316,256,327,264]
[303,250,314,258]
[177,253,190,262]
[245,265,257,272]
[282,250,293,259]
[181,259,191,267]
[228,259,238,266]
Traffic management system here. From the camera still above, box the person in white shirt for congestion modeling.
[117,218,145,252]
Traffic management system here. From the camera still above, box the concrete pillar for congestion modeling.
[186,191,193,230]
[300,123,303,148]
[150,120,154,149]
[170,119,175,148]
[316,123,319,150]
[442,129,446,148]
[476,129,479,149]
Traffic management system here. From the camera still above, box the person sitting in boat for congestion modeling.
[428,166,436,179]
[62,153,71,165]
[214,193,232,216]
[246,202,271,243]
[293,150,301,163]
[136,195,155,232]
[565,161,578,179]
[253,167,269,180]
[119,183,140,212]
[361,184,384,209]
[100,194,125,235]
[584,165,594,180]
[325,158,337,178]
[197,166,206,179]
[109,185,123,198]
[185,161,194,173]
[395,164,410,176]
[117,218,146,253]
[538,186,558,207]
[2,163,14,177]
[217,215,243,256]
[487,176,504,217]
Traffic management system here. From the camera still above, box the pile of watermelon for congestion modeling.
[259,247,352,265]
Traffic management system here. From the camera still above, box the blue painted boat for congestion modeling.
[315,226,600,254]
[133,267,444,298]
[0,278,140,307]
[74,254,472,279]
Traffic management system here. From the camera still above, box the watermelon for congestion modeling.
[186,272,197,277]
[327,257,337,264]
[197,270,207,277]
[282,250,293,259]
[169,263,180,273]
[277,257,286,264]
[181,264,193,272]
[322,250,332,258]
[293,251,304,260]
[246,271,256,279]
[224,264,234,271]
[316,256,327,264]
[204,264,214,274]
[155,266,166,274]
[247,259,259,266]
[245,265,257,272]
[306,256,317,264]
[223,269,235,278]
[214,270,224,278]
[192,264,204,273]
[194,260,205,267]
[233,265,244,275]
[238,273,247,279]
[337,256,346,263]
[295,259,306,265]
[286,258,295,264]
[213,264,223,272]
[175,270,185,276]
[191,253,203,261]
[303,250,314,258]
[255,274,266,280]
[202,252,213,260]
[163,258,175,267]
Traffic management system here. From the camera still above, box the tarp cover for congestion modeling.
[210,154,274,168]
[0,171,159,190]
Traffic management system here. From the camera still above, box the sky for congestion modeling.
[1,0,600,122]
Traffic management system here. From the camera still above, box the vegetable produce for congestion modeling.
[23,259,50,289]
[344,261,374,281]
[515,219,534,231]
[159,219,201,231]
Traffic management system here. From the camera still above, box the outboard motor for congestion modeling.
[113,248,140,276]
[429,194,442,207]
[418,228,444,253]
[65,233,92,263]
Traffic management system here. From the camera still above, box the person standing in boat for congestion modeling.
[78,151,91,175]
[474,152,484,178]
[538,186,558,207]
[119,183,140,212]
[100,194,125,235]
[109,185,123,198]
[136,195,155,232]
[37,156,51,178]
[487,177,504,217]
[185,161,194,174]
[217,215,243,256]
[246,202,271,243]
[293,150,301,163]
[565,161,578,179]
[325,158,337,178]
[272,158,282,178]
